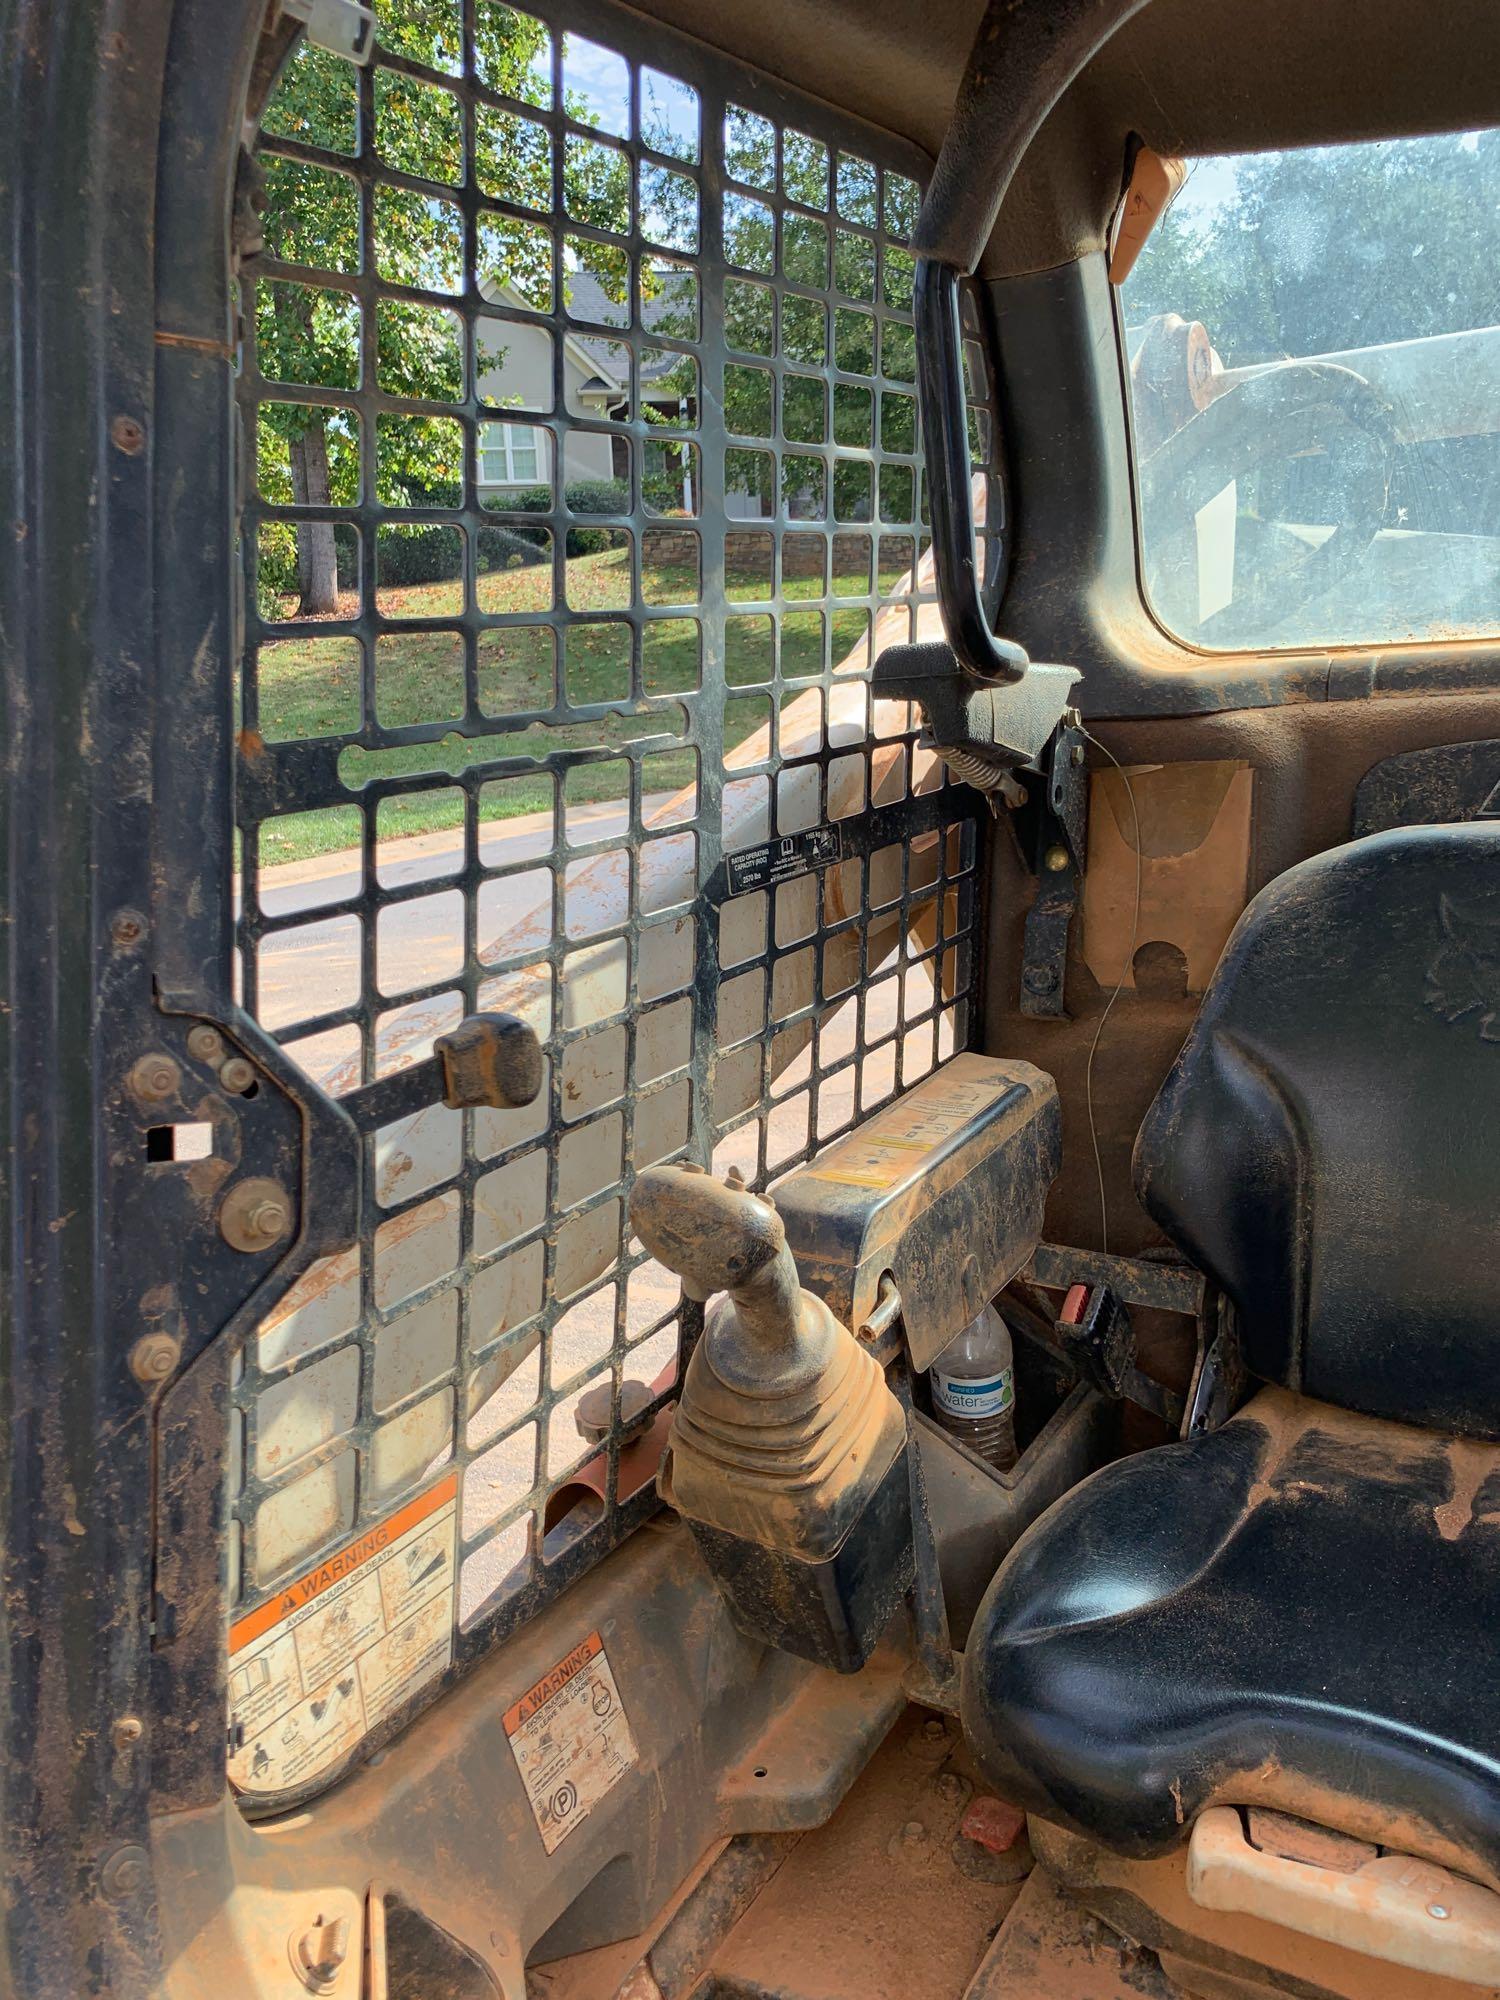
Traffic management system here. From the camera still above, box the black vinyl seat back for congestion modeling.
[1134,822,1500,1441]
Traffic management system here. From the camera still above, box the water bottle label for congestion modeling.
[932,1368,1014,1420]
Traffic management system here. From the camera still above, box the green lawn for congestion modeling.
[252,546,906,865]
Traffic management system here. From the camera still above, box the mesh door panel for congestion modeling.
[227,0,986,1780]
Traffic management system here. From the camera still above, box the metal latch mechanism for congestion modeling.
[278,0,375,61]
[868,648,1090,1020]
[337,1012,544,1136]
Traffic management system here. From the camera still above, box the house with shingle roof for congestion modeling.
[476,267,760,516]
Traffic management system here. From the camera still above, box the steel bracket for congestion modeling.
[1018,717,1089,1018]
[280,0,375,62]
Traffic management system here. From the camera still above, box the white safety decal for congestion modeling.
[227,1471,457,1797]
[504,1631,637,1853]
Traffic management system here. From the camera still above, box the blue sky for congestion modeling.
[560,36,700,161]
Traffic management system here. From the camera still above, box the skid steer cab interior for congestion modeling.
[7,0,1500,1994]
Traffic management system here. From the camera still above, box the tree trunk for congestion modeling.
[289,417,339,617]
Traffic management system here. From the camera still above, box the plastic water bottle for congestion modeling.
[929,1305,1018,1472]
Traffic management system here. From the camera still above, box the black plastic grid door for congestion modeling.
[226,0,992,1797]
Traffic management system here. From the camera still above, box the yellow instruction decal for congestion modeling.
[504,1631,637,1853]
[227,1471,457,1797]
[806,1060,1013,1189]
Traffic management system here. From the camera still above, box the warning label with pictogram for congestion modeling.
[503,1631,637,1853]
[226,1472,457,1798]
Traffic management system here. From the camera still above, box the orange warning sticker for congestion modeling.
[227,1471,457,1797]
[504,1631,637,1853]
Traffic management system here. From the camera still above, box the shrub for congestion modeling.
[488,479,630,556]
[373,522,464,589]
[261,475,635,611]
[255,522,301,617]
[477,523,548,573]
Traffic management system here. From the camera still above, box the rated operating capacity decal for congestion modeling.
[227,1471,458,1797]
[504,1631,637,1853]
[805,1056,1014,1189]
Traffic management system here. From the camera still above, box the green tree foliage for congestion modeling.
[1125,130,1500,368]
[254,5,660,611]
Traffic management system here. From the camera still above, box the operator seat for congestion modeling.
[962,822,1500,1889]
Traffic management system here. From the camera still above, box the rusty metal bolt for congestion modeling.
[935,1772,968,1807]
[218,1055,256,1093]
[292,1913,352,1994]
[110,414,146,456]
[922,1717,948,1743]
[110,908,147,948]
[112,1716,144,1750]
[1071,741,1086,766]
[1044,843,1071,873]
[130,1053,181,1103]
[219,1177,293,1253]
[130,1332,182,1385]
[187,1025,224,1062]
[100,1845,150,1900]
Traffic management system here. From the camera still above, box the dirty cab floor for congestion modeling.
[529,1706,1170,2000]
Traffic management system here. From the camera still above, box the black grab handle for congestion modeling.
[910,0,1154,685]
[914,257,1028,685]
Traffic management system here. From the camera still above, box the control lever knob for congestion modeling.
[630,1164,784,1304]
[627,1164,914,1674]
[434,1013,543,1110]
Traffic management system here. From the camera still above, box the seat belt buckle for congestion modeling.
[1055,1282,1185,1427]
[1056,1282,1135,1396]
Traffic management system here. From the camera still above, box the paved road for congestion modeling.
[254,797,641,1057]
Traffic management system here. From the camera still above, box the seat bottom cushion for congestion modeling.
[961,1388,1500,1888]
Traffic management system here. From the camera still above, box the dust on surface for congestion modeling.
[967,1868,1174,2000]
[704,1706,1021,2000]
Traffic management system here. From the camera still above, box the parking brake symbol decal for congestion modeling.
[503,1632,637,1854]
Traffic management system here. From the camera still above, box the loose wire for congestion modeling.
[1080,730,1142,1256]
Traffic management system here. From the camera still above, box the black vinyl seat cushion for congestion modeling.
[961,1389,1500,1885]
[1134,822,1500,1440]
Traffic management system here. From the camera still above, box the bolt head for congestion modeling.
[110,414,146,456]
[1044,843,1071,873]
[220,1177,294,1253]
[1429,1903,1451,1920]
[130,1054,181,1103]
[110,909,146,948]
[218,1056,256,1093]
[130,1332,182,1384]
[292,1913,352,1994]
[113,1716,144,1749]
[187,1026,224,1062]
[922,1717,947,1742]
[101,1844,149,1900]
